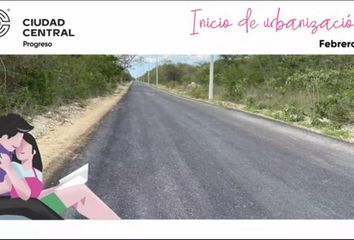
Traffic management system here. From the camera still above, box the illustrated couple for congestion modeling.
[0,113,120,220]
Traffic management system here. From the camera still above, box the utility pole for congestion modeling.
[156,55,159,87]
[208,55,214,101]
[147,69,150,84]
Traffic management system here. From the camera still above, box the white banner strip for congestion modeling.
[1,220,354,239]
[0,1,354,54]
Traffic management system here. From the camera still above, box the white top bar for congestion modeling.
[0,1,354,54]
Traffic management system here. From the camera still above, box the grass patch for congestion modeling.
[323,128,351,139]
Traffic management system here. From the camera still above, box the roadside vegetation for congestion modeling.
[141,56,354,141]
[0,55,133,116]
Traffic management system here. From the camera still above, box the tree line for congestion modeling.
[0,55,133,116]
[141,56,354,129]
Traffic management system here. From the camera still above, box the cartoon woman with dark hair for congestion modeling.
[0,113,34,195]
[0,133,120,220]
[0,114,62,219]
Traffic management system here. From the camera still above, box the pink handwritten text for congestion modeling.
[238,8,259,33]
[189,7,354,36]
[264,8,354,34]
[190,8,233,36]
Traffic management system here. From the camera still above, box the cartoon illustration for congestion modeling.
[0,114,56,219]
[0,113,33,195]
[0,113,119,220]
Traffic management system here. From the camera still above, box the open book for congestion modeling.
[56,164,89,191]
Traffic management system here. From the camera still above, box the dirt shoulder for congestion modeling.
[29,82,131,182]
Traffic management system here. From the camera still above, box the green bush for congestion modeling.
[142,55,353,131]
[245,96,256,108]
[283,104,305,122]
[188,86,208,99]
[0,55,129,116]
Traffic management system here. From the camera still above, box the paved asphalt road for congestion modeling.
[55,82,354,219]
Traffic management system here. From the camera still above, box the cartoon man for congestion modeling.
[0,113,62,219]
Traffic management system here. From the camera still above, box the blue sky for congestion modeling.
[128,55,212,78]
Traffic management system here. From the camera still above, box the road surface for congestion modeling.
[53,82,354,219]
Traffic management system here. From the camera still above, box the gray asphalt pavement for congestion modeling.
[55,82,354,219]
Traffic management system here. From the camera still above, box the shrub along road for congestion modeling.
[54,82,354,219]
